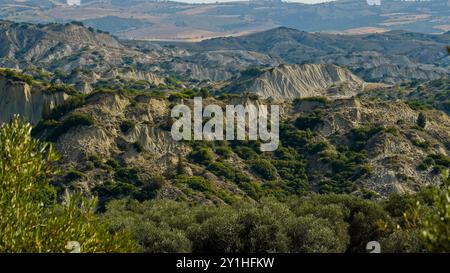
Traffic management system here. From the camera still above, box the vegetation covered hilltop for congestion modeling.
[1,115,450,252]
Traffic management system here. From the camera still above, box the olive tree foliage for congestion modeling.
[103,196,359,253]
[427,46,450,251]
[428,43,450,250]
[102,190,450,253]
[421,178,450,252]
[0,116,138,252]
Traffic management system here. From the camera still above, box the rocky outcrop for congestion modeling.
[230,64,365,101]
[0,74,68,124]
[105,68,165,85]
[54,92,189,165]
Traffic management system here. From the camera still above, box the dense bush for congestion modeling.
[293,96,330,105]
[189,147,215,164]
[0,69,34,85]
[349,126,383,151]
[44,94,86,120]
[48,113,94,141]
[233,146,258,160]
[47,83,77,94]
[215,146,232,158]
[294,115,324,131]
[133,142,144,153]
[417,112,427,129]
[70,21,84,27]
[208,161,242,182]
[177,175,216,193]
[94,167,163,204]
[421,177,450,252]
[286,215,344,252]
[419,154,450,178]
[272,160,308,194]
[250,159,278,181]
[120,120,135,133]
[240,67,264,78]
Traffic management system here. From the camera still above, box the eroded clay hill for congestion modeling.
[26,89,449,202]
[226,64,366,101]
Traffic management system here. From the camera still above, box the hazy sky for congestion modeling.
[71,0,338,5]
[172,0,336,3]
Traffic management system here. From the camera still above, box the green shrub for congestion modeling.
[106,159,120,169]
[419,154,450,172]
[199,88,211,98]
[188,213,241,253]
[104,199,194,253]
[411,138,431,150]
[178,176,216,193]
[384,126,400,137]
[31,119,61,138]
[131,222,191,253]
[165,76,182,87]
[215,146,232,158]
[88,154,105,168]
[120,120,135,133]
[115,167,141,184]
[240,67,264,78]
[250,159,278,181]
[295,115,324,131]
[421,177,450,252]
[70,21,84,26]
[294,96,330,105]
[208,161,236,181]
[380,229,425,253]
[65,169,85,182]
[47,83,77,94]
[286,215,345,253]
[133,180,163,201]
[93,167,165,203]
[44,94,86,120]
[417,112,427,129]
[133,142,144,153]
[360,163,373,176]
[233,146,257,160]
[239,181,263,200]
[0,69,33,85]
[189,147,215,164]
[236,206,290,253]
[48,113,94,141]
[349,126,383,151]
[275,146,297,160]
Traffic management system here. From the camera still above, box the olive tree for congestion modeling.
[0,116,138,253]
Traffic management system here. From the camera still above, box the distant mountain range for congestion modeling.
[0,0,449,40]
[164,27,450,83]
[1,20,448,90]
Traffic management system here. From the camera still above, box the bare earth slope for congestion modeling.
[226,64,366,100]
